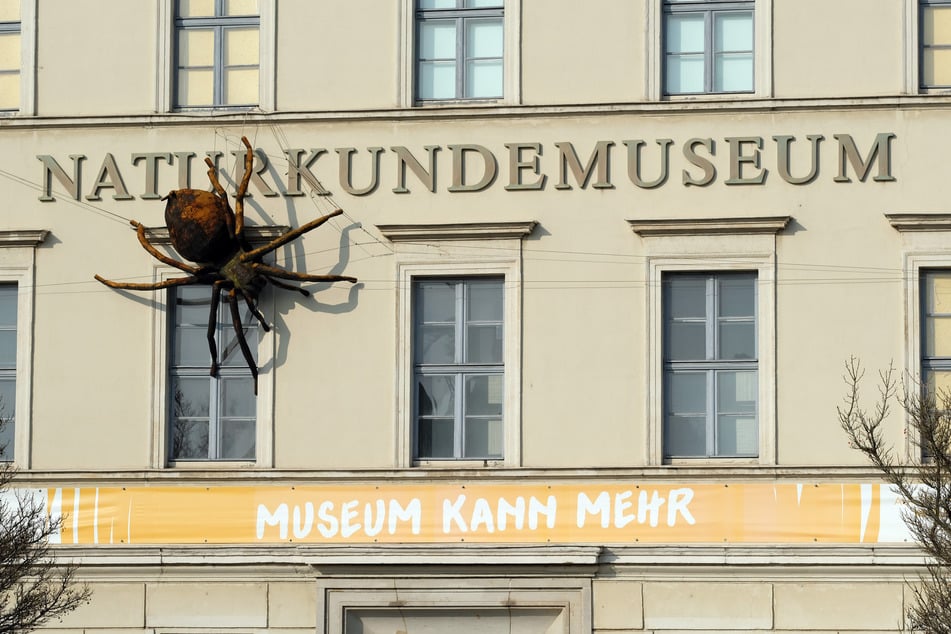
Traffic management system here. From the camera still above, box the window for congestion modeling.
[415,0,504,101]
[663,272,757,458]
[663,0,754,95]
[413,278,504,460]
[0,285,15,460]
[173,0,260,108]
[921,0,951,89]
[921,270,951,395]
[168,284,257,461]
[0,2,20,111]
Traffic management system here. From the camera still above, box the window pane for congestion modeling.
[224,27,259,66]
[222,377,255,417]
[171,419,209,459]
[417,324,455,364]
[464,417,503,458]
[467,280,503,321]
[418,61,456,99]
[717,415,757,455]
[466,324,502,363]
[177,0,215,18]
[417,375,455,417]
[179,28,215,67]
[0,0,20,21]
[926,316,951,356]
[667,371,707,415]
[466,59,503,97]
[418,281,456,322]
[178,67,214,106]
[719,275,755,317]
[0,332,15,368]
[666,321,706,360]
[419,0,457,8]
[924,6,951,45]
[224,67,258,104]
[714,53,753,92]
[665,415,706,456]
[928,272,951,313]
[176,289,210,326]
[172,377,211,417]
[923,48,951,86]
[220,419,255,459]
[465,375,503,416]
[419,21,456,59]
[718,370,756,413]
[0,286,16,327]
[0,33,20,70]
[926,369,951,397]
[718,321,755,359]
[418,418,454,457]
[466,0,503,7]
[0,377,12,461]
[466,18,503,58]
[666,14,704,54]
[0,72,18,109]
[666,276,706,318]
[666,54,704,94]
[714,12,752,52]
[174,326,209,365]
[224,0,258,16]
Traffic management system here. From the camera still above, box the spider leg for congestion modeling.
[239,290,270,332]
[227,288,259,395]
[240,209,345,261]
[94,274,201,291]
[202,156,229,199]
[207,281,226,379]
[265,276,310,297]
[233,136,254,240]
[251,262,358,284]
[131,220,200,274]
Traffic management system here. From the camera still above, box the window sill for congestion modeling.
[664,457,761,466]
[413,459,505,469]
[167,460,258,469]
[413,98,505,108]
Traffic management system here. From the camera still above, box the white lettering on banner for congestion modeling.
[258,498,424,540]
[442,495,558,534]
[576,488,696,529]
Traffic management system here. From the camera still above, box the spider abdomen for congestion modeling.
[164,189,237,265]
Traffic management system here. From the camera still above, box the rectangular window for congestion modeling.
[168,285,257,461]
[416,0,503,101]
[922,0,951,89]
[663,272,758,458]
[0,1,20,111]
[173,0,259,108]
[921,270,951,398]
[663,0,753,95]
[413,278,504,460]
[0,284,15,461]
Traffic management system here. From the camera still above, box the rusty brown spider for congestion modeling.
[95,136,357,393]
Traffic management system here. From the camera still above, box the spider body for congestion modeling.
[95,136,357,393]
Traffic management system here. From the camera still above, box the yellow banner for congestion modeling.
[44,482,904,546]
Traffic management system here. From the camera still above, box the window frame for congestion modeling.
[0,230,46,467]
[148,227,277,468]
[378,221,534,468]
[919,0,951,91]
[630,216,786,465]
[0,0,36,115]
[399,0,521,107]
[157,0,275,113]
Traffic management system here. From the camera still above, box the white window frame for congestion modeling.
[630,216,787,465]
[378,221,534,468]
[886,213,951,459]
[915,0,951,93]
[0,0,36,115]
[156,0,276,113]
[0,230,46,467]
[646,0,772,100]
[398,0,521,107]
[148,227,276,468]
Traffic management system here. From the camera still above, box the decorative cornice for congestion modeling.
[377,221,537,242]
[0,230,49,247]
[145,225,290,245]
[885,213,951,232]
[628,216,791,237]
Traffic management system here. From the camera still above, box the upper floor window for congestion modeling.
[0,2,20,111]
[921,0,951,89]
[662,272,758,458]
[921,270,951,397]
[168,285,257,461]
[0,284,15,460]
[415,0,503,102]
[663,0,754,95]
[414,278,504,460]
[173,0,259,108]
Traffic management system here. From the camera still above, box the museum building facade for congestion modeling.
[0,0,948,631]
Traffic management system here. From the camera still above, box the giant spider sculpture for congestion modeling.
[95,136,357,393]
